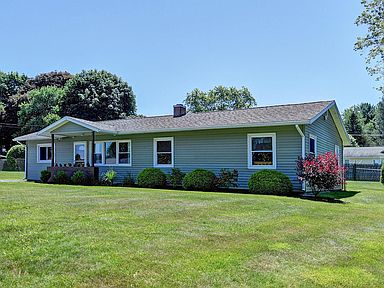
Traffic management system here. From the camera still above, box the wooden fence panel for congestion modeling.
[345,164,381,182]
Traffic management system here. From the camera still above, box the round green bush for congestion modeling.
[137,168,167,188]
[248,170,293,195]
[53,170,70,184]
[40,170,51,183]
[182,169,217,191]
[71,170,86,185]
[6,144,25,159]
[2,157,18,171]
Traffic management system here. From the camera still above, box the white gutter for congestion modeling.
[295,125,305,191]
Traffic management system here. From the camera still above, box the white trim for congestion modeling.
[117,140,132,166]
[153,137,174,168]
[247,133,276,169]
[73,141,87,165]
[335,144,341,165]
[309,134,317,156]
[37,116,116,136]
[295,125,306,191]
[37,143,54,164]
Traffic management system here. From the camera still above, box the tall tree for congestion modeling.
[59,70,136,120]
[375,96,384,145]
[18,87,63,135]
[0,72,28,150]
[184,86,256,112]
[355,0,384,92]
[343,108,365,146]
[356,102,376,124]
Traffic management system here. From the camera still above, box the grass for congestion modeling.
[0,181,383,287]
[0,171,24,180]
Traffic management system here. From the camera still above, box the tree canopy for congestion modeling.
[18,86,63,135]
[59,70,136,120]
[355,0,384,92]
[184,86,256,112]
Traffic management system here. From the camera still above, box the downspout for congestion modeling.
[295,125,305,191]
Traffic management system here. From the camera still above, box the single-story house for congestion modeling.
[14,100,350,190]
[344,147,384,165]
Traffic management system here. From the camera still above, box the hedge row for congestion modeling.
[41,167,293,195]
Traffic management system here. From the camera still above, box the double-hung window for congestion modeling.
[247,133,276,169]
[91,140,131,166]
[154,137,174,167]
[309,134,317,156]
[37,144,52,163]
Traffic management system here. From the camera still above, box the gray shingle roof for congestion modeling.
[344,147,384,158]
[15,100,339,141]
[96,100,334,133]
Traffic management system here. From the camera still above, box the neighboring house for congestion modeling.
[344,147,384,165]
[14,100,350,190]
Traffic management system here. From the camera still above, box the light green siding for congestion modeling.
[26,125,303,190]
[52,122,92,134]
[305,111,343,161]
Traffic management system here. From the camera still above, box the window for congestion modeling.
[247,133,276,169]
[74,142,87,165]
[335,145,341,165]
[94,143,103,164]
[154,137,174,167]
[309,134,317,156]
[118,141,131,165]
[37,144,52,163]
[89,140,131,166]
[105,141,116,164]
[373,159,382,165]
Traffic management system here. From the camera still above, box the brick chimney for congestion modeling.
[173,104,187,117]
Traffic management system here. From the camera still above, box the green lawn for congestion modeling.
[0,171,24,180]
[0,181,383,287]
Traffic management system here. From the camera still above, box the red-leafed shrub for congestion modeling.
[296,152,345,196]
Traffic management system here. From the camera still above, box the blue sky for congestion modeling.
[0,0,380,115]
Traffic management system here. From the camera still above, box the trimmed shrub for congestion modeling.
[40,170,51,183]
[101,169,117,186]
[248,170,293,195]
[137,168,167,188]
[2,157,18,171]
[123,174,135,187]
[53,170,70,184]
[167,168,185,188]
[182,169,217,191]
[71,171,86,185]
[381,164,384,185]
[6,144,25,159]
[216,168,239,188]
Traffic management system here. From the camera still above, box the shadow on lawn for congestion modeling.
[320,190,361,199]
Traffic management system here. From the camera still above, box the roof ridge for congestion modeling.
[187,100,334,116]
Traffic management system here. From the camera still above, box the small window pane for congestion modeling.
[47,147,52,160]
[105,142,116,164]
[310,138,316,154]
[157,141,171,153]
[75,143,85,163]
[95,143,103,164]
[252,152,273,165]
[119,142,130,153]
[119,153,130,164]
[252,137,272,151]
[157,153,172,165]
[40,147,47,160]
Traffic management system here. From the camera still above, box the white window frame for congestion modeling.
[153,137,174,168]
[37,143,54,164]
[335,144,341,165]
[117,140,132,166]
[88,140,131,166]
[73,141,87,165]
[247,133,276,169]
[309,134,317,156]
